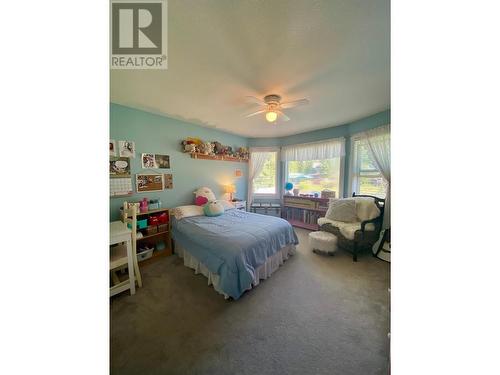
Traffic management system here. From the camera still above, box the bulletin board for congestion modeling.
[136,173,164,193]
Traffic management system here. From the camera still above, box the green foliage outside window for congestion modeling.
[287,158,341,196]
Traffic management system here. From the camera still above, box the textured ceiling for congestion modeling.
[111,0,390,138]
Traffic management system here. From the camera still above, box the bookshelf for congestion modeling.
[120,207,172,265]
[282,196,329,231]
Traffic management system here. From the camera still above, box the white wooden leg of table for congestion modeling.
[133,249,142,288]
[126,239,136,295]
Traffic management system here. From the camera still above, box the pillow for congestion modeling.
[353,197,381,221]
[218,200,236,210]
[325,198,358,223]
[203,201,225,217]
[172,205,204,220]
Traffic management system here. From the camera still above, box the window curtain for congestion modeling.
[281,138,345,161]
[360,125,391,229]
[247,149,273,206]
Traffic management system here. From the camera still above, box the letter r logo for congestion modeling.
[112,2,162,54]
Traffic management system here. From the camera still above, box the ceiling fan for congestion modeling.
[244,94,309,123]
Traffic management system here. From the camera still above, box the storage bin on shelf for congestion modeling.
[157,212,169,224]
[137,219,148,229]
[145,226,158,235]
[148,216,159,226]
[137,248,154,262]
[158,224,168,233]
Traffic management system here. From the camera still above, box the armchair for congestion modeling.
[318,193,385,261]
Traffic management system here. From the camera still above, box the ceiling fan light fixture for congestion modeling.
[265,111,278,122]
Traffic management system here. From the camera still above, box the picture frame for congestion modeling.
[110,139,117,157]
[141,153,170,169]
[118,140,136,158]
[154,154,170,169]
[141,153,155,168]
[109,157,131,177]
[164,173,173,189]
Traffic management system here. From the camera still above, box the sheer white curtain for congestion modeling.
[281,138,345,161]
[360,125,391,229]
[247,148,273,206]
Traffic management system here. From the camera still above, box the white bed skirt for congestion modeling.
[176,243,296,299]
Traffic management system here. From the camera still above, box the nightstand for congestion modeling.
[232,200,247,211]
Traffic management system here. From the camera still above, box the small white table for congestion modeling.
[110,221,136,296]
[233,200,247,211]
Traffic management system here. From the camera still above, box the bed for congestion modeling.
[171,208,299,300]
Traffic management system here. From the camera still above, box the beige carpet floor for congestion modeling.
[111,227,390,375]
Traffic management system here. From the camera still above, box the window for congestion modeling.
[253,151,278,195]
[351,139,387,198]
[281,138,345,198]
[286,158,342,197]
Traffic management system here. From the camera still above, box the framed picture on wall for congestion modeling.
[110,140,117,157]
[154,154,170,168]
[164,174,173,189]
[141,153,155,168]
[109,157,130,177]
[118,140,136,158]
[136,173,164,193]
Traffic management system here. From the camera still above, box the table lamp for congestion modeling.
[224,184,236,201]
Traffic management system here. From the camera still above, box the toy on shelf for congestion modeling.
[198,141,214,155]
[140,198,149,213]
[180,137,249,162]
[148,199,161,210]
[236,147,249,159]
[181,140,197,153]
[284,182,294,196]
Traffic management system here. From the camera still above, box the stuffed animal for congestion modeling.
[186,137,202,146]
[185,143,196,153]
[203,201,225,217]
[194,186,216,206]
[181,140,197,153]
[237,147,249,159]
[213,141,224,155]
[198,141,214,155]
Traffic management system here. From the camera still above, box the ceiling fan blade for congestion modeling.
[278,111,290,122]
[245,96,266,106]
[280,98,310,109]
[244,109,266,118]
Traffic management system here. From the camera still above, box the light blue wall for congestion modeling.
[110,104,249,220]
[110,105,389,220]
[248,110,390,199]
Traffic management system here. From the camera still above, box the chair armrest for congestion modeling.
[360,217,381,232]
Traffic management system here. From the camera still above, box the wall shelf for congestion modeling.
[189,152,248,163]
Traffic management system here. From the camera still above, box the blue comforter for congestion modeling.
[172,209,298,299]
